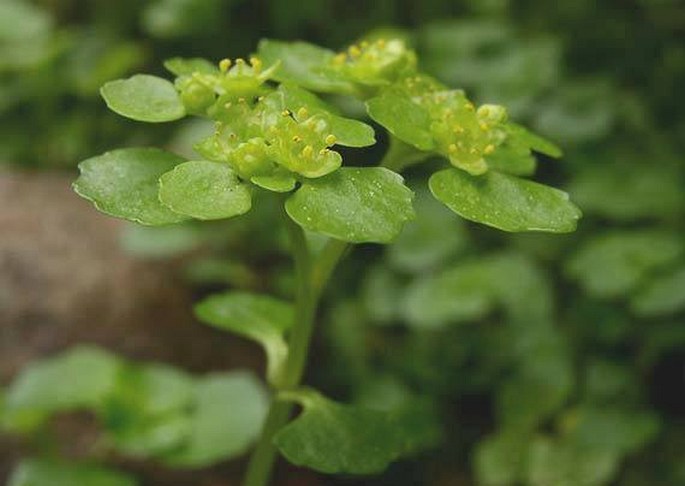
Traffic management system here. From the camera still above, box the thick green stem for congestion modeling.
[243,211,348,486]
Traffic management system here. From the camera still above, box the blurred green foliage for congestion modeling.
[2,0,685,485]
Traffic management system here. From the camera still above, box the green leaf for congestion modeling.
[366,89,435,150]
[103,364,195,457]
[74,148,190,226]
[569,161,684,221]
[101,74,185,122]
[566,231,683,298]
[327,116,376,147]
[163,57,217,76]
[387,186,468,273]
[526,436,619,486]
[250,173,297,193]
[285,167,415,243]
[195,292,294,383]
[271,84,376,147]
[275,389,429,474]
[158,160,252,220]
[475,432,529,486]
[429,169,581,233]
[8,459,138,486]
[5,347,121,430]
[631,266,685,317]
[163,372,269,467]
[257,40,354,94]
[403,261,495,329]
[507,123,562,158]
[120,224,203,258]
[6,346,121,412]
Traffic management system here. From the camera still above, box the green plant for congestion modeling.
[64,35,580,485]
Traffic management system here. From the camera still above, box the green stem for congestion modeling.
[243,210,348,486]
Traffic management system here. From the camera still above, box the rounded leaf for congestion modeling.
[429,168,581,233]
[158,160,251,220]
[101,74,185,122]
[73,148,189,226]
[285,167,415,243]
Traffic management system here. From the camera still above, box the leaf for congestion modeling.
[285,167,415,243]
[120,224,203,258]
[526,436,619,486]
[251,173,297,193]
[74,148,189,226]
[507,123,562,158]
[4,347,121,431]
[8,459,138,486]
[163,57,217,76]
[158,160,252,220]
[366,89,435,150]
[257,40,354,94]
[569,161,684,221]
[474,432,529,486]
[631,266,685,317]
[566,231,683,298]
[429,168,581,233]
[101,74,185,122]
[403,262,495,329]
[387,186,468,273]
[195,292,294,383]
[162,372,269,467]
[103,364,195,457]
[271,84,375,147]
[275,389,430,474]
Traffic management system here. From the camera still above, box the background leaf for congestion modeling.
[8,459,138,486]
[162,372,269,467]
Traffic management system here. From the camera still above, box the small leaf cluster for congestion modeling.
[1,347,268,469]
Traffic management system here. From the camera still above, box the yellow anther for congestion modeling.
[235,58,246,66]
[297,107,308,119]
[257,96,265,101]
[224,102,232,109]
[333,53,347,65]
[319,149,328,155]
[302,145,314,157]
[238,97,246,104]
[484,144,495,155]
[219,58,232,72]
[292,135,302,143]
[479,122,490,131]
[465,102,475,111]
[325,134,337,145]
[477,106,490,117]
[453,125,465,134]
[250,56,262,72]
[281,109,291,117]
[470,148,479,155]
[348,45,362,57]
[448,143,458,153]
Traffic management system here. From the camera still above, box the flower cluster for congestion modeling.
[330,38,417,86]
[425,91,508,175]
[195,95,341,184]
